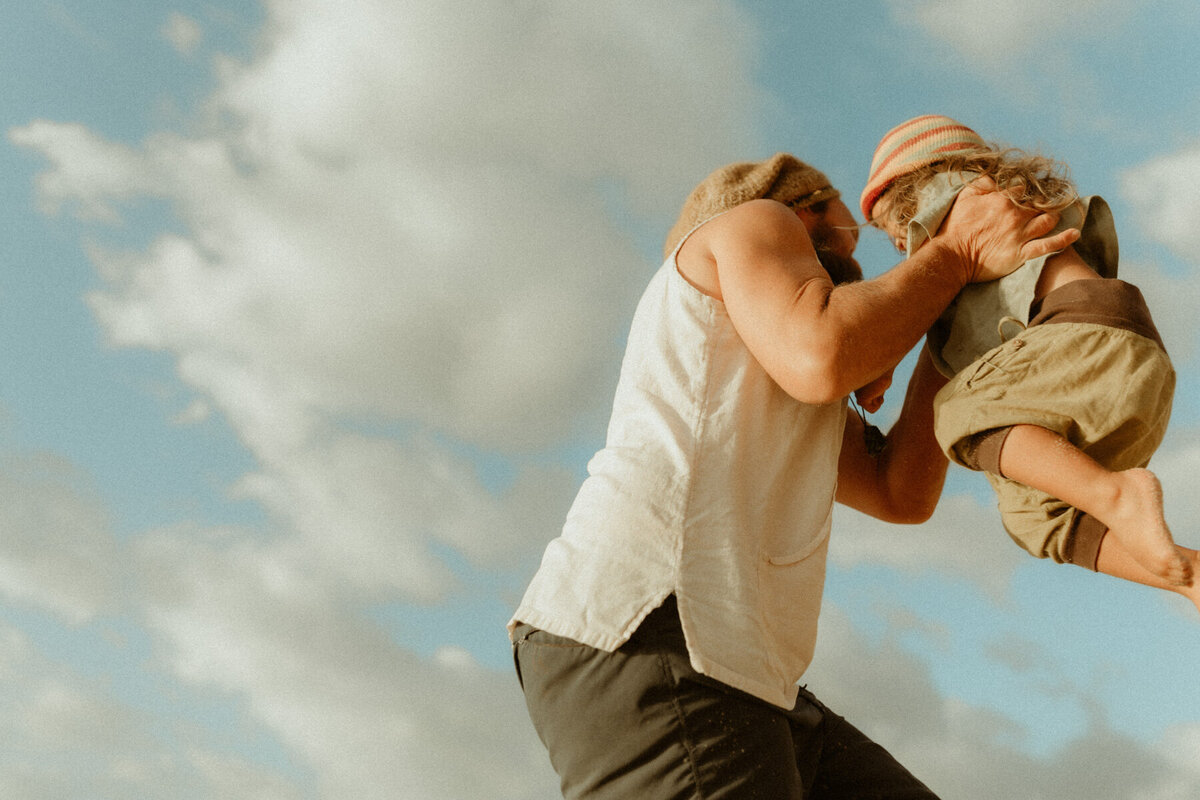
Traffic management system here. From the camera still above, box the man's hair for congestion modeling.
[872,146,1078,233]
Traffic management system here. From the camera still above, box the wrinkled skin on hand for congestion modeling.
[938,176,1081,284]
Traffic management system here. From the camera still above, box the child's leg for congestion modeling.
[1095,535,1200,618]
[998,424,1191,586]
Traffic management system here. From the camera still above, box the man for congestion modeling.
[510,154,1078,798]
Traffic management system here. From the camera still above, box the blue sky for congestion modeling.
[3,1,1200,797]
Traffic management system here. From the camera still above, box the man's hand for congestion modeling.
[938,177,1081,284]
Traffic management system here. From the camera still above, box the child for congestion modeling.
[860,114,1200,613]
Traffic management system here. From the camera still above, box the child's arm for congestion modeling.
[836,344,950,523]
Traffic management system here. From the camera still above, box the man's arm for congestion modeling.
[835,345,949,523]
[699,199,960,403]
[683,180,1078,404]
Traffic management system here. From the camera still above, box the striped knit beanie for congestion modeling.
[859,115,986,222]
[663,153,839,258]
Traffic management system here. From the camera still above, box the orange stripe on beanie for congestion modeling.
[860,115,986,222]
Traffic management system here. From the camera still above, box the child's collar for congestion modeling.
[905,170,982,257]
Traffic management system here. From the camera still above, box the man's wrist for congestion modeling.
[909,238,970,293]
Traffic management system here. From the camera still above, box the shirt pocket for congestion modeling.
[765,505,833,566]
[963,335,1032,391]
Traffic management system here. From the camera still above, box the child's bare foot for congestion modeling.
[1106,469,1192,586]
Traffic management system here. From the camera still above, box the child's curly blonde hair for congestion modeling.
[873,146,1079,235]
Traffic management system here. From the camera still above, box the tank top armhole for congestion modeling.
[667,211,730,305]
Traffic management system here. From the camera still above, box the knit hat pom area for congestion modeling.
[663,153,839,259]
[860,115,986,222]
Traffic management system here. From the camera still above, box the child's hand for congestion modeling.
[854,368,894,414]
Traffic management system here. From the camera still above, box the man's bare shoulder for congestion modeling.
[704,198,797,235]
[678,200,796,298]
[689,198,805,257]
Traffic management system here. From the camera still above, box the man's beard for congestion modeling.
[809,219,863,285]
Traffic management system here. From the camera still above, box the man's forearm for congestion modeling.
[801,240,967,400]
[837,345,950,523]
[875,345,951,520]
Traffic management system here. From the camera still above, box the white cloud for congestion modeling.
[804,605,1200,800]
[1122,142,1200,265]
[163,12,204,56]
[172,397,213,425]
[886,0,1130,67]
[134,525,558,799]
[227,430,576,601]
[0,485,559,799]
[0,452,122,623]
[8,121,162,222]
[1155,722,1200,795]
[1145,429,1200,562]
[13,0,763,458]
[1121,256,1200,365]
[0,618,302,800]
[832,488,1024,597]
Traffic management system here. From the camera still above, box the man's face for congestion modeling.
[801,198,863,285]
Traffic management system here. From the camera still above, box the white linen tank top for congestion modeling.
[510,225,846,708]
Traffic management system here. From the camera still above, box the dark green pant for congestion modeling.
[512,597,939,799]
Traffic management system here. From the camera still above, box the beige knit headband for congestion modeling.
[663,153,839,258]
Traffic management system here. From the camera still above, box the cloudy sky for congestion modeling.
[3,1,1200,797]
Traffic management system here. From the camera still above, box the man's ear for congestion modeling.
[792,204,821,231]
